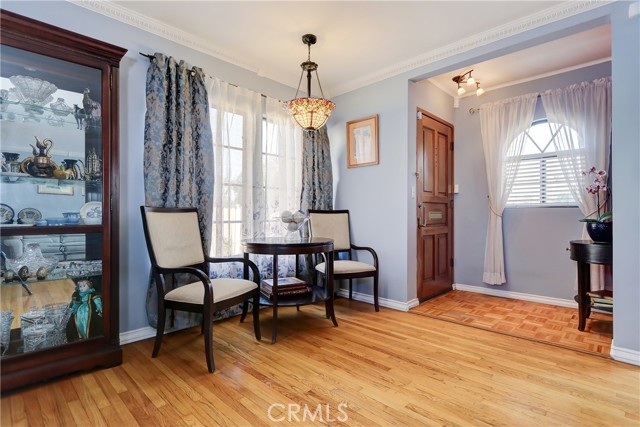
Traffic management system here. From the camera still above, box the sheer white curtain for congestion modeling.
[263,96,303,232]
[207,77,302,258]
[541,77,611,223]
[480,93,538,285]
[541,76,612,290]
[207,78,262,256]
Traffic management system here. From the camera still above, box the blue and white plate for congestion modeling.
[0,203,14,224]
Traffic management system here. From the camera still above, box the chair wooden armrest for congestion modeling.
[204,256,260,284]
[350,244,379,268]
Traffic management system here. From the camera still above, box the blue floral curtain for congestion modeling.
[299,126,333,278]
[143,52,213,328]
[300,126,333,212]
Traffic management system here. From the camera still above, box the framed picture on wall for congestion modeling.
[347,114,379,168]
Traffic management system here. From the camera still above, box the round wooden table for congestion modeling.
[242,236,336,343]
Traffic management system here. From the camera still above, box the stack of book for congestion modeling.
[260,277,311,299]
[587,290,613,311]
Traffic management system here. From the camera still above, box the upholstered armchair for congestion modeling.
[308,209,379,311]
[140,206,261,372]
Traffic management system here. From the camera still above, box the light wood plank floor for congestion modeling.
[2,299,639,426]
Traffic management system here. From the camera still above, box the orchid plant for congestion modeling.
[579,166,612,223]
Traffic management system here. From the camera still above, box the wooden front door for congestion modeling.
[416,109,454,301]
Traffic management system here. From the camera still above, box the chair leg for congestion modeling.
[349,279,353,300]
[373,273,379,312]
[252,292,261,341]
[240,300,249,322]
[152,308,166,358]
[203,307,215,373]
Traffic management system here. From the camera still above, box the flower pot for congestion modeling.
[586,222,612,243]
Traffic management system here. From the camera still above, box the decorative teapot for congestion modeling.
[21,136,57,178]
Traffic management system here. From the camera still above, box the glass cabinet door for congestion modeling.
[0,44,106,357]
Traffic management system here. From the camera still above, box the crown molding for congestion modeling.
[69,0,612,97]
[68,0,258,74]
[331,0,614,96]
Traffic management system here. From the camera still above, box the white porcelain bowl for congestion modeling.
[82,217,101,225]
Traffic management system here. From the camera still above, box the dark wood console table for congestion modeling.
[569,240,613,331]
[242,237,336,343]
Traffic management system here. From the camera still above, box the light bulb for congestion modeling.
[466,76,476,86]
[476,86,485,96]
[457,86,466,95]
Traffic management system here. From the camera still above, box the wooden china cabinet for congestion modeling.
[0,10,126,391]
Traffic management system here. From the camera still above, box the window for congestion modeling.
[506,120,579,206]
[210,109,245,256]
[209,98,302,257]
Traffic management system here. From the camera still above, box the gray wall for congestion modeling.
[328,77,410,303]
[453,62,611,300]
[610,1,640,357]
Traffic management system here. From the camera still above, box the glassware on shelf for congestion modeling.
[5,243,58,279]
[49,97,72,116]
[20,308,45,338]
[43,303,72,346]
[9,75,58,105]
[22,323,55,353]
[1,309,14,356]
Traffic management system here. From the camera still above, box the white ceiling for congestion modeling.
[103,1,611,98]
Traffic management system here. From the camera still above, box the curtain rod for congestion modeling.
[138,52,284,103]
[469,94,543,114]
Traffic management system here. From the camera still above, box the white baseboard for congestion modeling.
[453,283,578,308]
[335,288,418,312]
[119,326,157,345]
[610,341,640,366]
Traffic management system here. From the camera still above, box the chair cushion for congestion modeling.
[315,260,376,274]
[165,278,257,304]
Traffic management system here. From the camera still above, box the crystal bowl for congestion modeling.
[9,75,58,105]
[275,210,308,240]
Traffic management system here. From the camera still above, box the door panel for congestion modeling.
[416,110,454,301]
[421,129,434,194]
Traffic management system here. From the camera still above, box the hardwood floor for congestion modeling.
[2,299,638,426]
[411,290,613,357]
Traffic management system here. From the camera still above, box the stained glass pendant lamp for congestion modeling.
[283,34,336,132]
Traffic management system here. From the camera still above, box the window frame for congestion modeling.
[505,119,579,209]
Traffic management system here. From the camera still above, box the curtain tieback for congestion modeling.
[489,204,503,218]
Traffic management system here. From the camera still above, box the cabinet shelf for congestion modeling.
[1,171,102,186]
[1,224,102,236]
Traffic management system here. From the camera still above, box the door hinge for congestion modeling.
[450,141,454,151]
[450,258,454,267]
[417,111,422,120]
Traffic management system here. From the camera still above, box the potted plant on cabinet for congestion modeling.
[579,166,612,243]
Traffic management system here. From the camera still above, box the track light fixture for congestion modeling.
[452,69,485,96]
